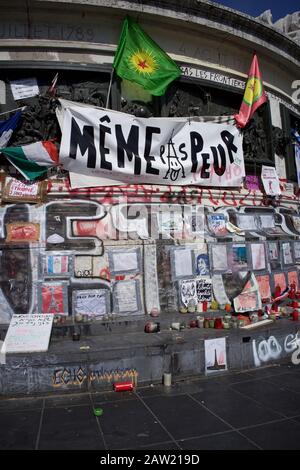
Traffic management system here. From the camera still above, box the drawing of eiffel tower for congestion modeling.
[207,349,226,371]
[47,287,60,313]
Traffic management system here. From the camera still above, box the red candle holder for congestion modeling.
[113,381,134,392]
[292,310,299,321]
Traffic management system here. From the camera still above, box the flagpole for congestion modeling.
[105,68,114,109]
[0,106,27,117]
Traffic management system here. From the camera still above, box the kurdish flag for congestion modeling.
[234,53,267,128]
[113,16,181,96]
[0,140,59,180]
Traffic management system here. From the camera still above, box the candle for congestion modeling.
[114,382,134,392]
[163,373,172,387]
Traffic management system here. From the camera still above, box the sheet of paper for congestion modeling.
[10,78,39,100]
[1,314,53,353]
[174,249,193,277]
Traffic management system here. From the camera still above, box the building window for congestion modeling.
[280,103,300,182]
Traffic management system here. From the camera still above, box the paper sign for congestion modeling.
[196,278,212,302]
[255,274,271,301]
[205,338,227,375]
[10,78,39,100]
[1,314,53,353]
[261,165,281,196]
[73,289,109,317]
[180,279,197,306]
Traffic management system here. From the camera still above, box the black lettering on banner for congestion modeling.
[99,124,112,171]
[212,144,226,176]
[200,153,210,178]
[190,132,203,172]
[179,143,188,160]
[115,124,141,175]
[144,126,160,175]
[69,117,96,168]
[221,130,238,164]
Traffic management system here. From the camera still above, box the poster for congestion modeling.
[273,272,287,293]
[233,273,261,312]
[2,177,46,203]
[113,280,142,315]
[229,244,248,270]
[1,314,53,354]
[261,165,281,196]
[205,338,227,375]
[72,289,109,318]
[41,254,72,278]
[257,214,275,230]
[255,274,271,301]
[293,241,300,261]
[38,281,68,315]
[245,175,260,191]
[212,274,230,307]
[74,255,108,279]
[196,278,212,302]
[236,214,257,231]
[291,216,300,234]
[282,241,294,265]
[194,245,210,276]
[58,99,245,187]
[287,271,299,291]
[108,249,140,275]
[171,248,194,279]
[10,78,39,100]
[249,243,266,270]
[180,279,197,307]
[210,244,228,272]
[5,222,40,243]
[207,214,227,236]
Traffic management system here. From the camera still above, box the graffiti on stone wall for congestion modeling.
[52,366,138,387]
[252,331,300,367]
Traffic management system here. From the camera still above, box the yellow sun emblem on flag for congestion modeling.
[243,76,263,105]
[129,50,157,75]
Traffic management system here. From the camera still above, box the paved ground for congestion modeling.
[1,362,300,450]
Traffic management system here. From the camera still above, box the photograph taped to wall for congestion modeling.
[248,242,267,271]
[179,279,197,307]
[228,243,248,271]
[72,289,110,318]
[113,279,142,315]
[293,241,300,262]
[255,273,271,302]
[207,213,227,237]
[37,281,69,316]
[281,241,294,266]
[267,241,281,270]
[170,247,195,280]
[209,244,228,272]
[236,214,257,231]
[108,248,141,275]
[40,253,73,278]
[287,270,300,291]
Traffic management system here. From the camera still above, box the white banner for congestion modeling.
[59,100,245,187]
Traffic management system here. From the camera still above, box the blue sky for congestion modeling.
[211,1,298,21]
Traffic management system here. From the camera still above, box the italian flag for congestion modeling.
[0,140,59,180]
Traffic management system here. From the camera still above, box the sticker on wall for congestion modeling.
[2,177,47,203]
[112,279,142,315]
[5,222,40,243]
[40,253,73,278]
[72,289,110,319]
[37,281,69,316]
[206,214,227,237]
[205,337,227,375]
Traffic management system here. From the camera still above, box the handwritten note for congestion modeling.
[1,314,53,353]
